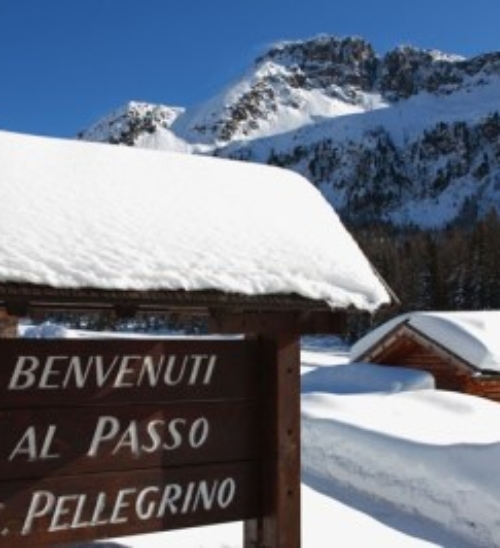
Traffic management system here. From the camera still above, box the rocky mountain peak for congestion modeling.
[258,35,374,66]
[175,35,382,145]
[78,101,184,145]
[256,35,378,93]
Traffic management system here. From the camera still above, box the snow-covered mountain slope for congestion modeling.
[222,79,500,228]
[78,35,500,228]
[79,101,186,148]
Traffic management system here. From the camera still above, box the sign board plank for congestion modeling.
[0,402,262,480]
[0,461,262,547]
[0,334,300,547]
[0,338,262,406]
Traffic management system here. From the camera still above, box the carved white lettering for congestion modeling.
[50,494,79,531]
[87,416,120,457]
[90,492,108,527]
[163,418,184,450]
[9,427,37,462]
[8,354,218,391]
[93,355,121,387]
[217,478,236,508]
[204,355,217,385]
[9,425,60,462]
[65,357,91,388]
[109,488,136,524]
[184,478,236,513]
[193,480,217,511]
[157,483,182,516]
[142,420,163,453]
[9,356,39,390]
[21,478,237,534]
[163,356,187,385]
[136,487,159,521]
[87,415,210,457]
[181,482,195,514]
[21,490,54,535]
[114,356,140,388]
[70,493,89,529]
[111,422,141,457]
[40,425,60,460]
[58,356,120,389]
[189,418,209,448]
[137,355,165,386]
[39,357,66,389]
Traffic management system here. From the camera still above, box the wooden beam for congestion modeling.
[244,333,301,548]
[210,310,346,335]
[0,284,332,314]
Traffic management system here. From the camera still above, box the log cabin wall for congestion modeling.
[464,377,500,403]
[365,330,471,392]
[365,328,500,399]
[382,344,469,391]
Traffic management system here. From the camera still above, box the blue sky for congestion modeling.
[1,0,499,138]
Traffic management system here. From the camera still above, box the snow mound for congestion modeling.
[302,362,434,394]
[0,130,390,311]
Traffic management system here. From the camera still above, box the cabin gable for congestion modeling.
[355,320,500,402]
[357,324,476,392]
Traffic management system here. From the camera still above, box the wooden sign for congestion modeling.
[0,462,262,547]
[0,337,268,547]
[0,338,262,406]
[0,402,262,480]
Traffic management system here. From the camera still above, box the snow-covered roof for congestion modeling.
[0,130,390,312]
[350,311,500,372]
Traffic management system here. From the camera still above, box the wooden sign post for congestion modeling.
[245,333,301,548]
[0,336,299,547]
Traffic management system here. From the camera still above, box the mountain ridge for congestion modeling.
[78,35,500,230]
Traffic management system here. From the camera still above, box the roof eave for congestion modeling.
[0,282,363,335]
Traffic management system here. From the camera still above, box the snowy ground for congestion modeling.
[21,327,500,548]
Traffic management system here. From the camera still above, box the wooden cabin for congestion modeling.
[350,311,500,402]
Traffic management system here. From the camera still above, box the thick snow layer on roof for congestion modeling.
[350,311,500,372]
[0,130,390,311]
